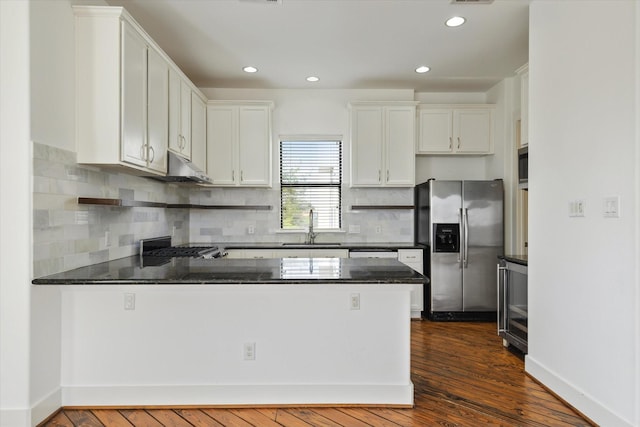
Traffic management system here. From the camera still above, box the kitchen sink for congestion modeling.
[281,243,342,247]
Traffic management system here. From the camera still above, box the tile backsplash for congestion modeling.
[188,187,415,245]
[32,142,189,277]
[33,142,415,277]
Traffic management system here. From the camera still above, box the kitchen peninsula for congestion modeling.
[33,256,426,407]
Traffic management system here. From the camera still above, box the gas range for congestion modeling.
[140,236,222,262]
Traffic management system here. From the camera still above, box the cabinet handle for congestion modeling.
[457,137,461,149]
[140,144,147,161]
[149,146,155,163]
[378,170,381,182]
[386,170,389,182]
[241,171,244,182]
[449,137,452,149]
[232,170,235,181]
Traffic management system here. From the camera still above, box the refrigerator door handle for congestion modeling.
[463,208,469,268]
[458,208,463,267]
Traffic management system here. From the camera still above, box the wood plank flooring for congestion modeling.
[40,320,591,427]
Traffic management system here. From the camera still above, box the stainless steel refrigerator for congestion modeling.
[415,179,504,321]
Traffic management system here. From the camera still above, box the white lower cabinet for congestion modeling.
[224,249,349,259]
[272,249,349,258]
[224,249,273,259]
[350,249,424,318]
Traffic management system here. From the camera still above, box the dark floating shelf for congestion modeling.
[351,205,415,210]
[77,197,167,208]
[169,204,272,211]
[78,197,272,210]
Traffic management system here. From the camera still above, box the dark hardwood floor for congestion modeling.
[41,320,591,427]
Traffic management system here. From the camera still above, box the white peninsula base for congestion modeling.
[60,283,415,407]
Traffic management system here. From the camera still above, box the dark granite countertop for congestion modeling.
[218,242,425,251]
[499,255,528,266]
[32,256,428,285]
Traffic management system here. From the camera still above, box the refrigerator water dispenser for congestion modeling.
[433,223,460,253]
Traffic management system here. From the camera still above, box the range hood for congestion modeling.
[151,152,213,184]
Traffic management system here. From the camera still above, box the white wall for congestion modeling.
[30,0,75,152]
[0,2,33,426]
[527,2,639,426]
[486,78,518,254]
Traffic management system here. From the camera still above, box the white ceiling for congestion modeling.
[102,0,530,92]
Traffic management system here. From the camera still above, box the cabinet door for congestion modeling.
[207,106,236,185]
[520,70,529,146]
[385,107,415,186]
[454,109,493,154]
[242,250,274,259]
[351,107,383,186]
[179,80,192,157]
[168,69,188,157]
[417,109,453,153]
[307,249,349,258]
[190,94,207,173]
[120,21,147,168]
[238,106,271,186]
[146,46,168,173]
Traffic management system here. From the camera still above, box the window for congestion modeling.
[280,140,342,230]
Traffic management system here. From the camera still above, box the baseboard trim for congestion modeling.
[31,388,62,427]
[62,383,414,407]
[525,355,633,427]
[0,388,61,427]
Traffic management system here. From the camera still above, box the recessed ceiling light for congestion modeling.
[445,16,466,27]
[306,76,319,82]
[415,66,430,74]
[243,66,258,73]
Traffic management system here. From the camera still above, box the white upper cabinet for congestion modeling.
[350,102,417,187]
[516,64,529,147]
[145,44,169,173]
[206,101,274,187]
[190,93,207,173]
[75,7,169,174]
[74,6,206,177]
[168,69,192,159]
[417,105,495,155]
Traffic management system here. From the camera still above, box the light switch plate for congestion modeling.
[569,200,585,217]
[603,196,620,218]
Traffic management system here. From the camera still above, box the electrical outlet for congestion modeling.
[124,293,135,310]
[243,342,256,360]
[172,226,176,237]
[348,224,360,234]
[350,293,360,310]
[375,225,382,234]
[104,231,111,247]
[247,225,255,235]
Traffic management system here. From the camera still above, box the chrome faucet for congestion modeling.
[306,209,317,244]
